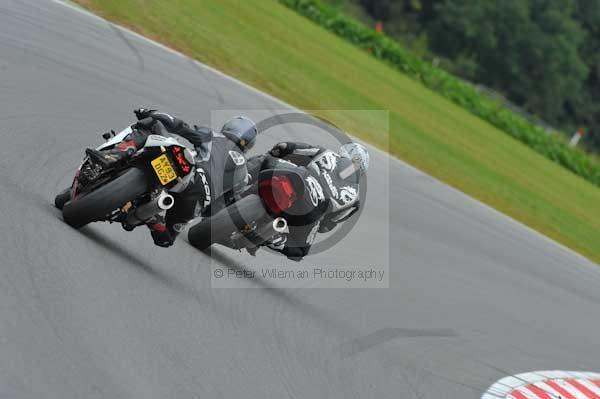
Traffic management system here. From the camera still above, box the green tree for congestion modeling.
[354,0,599,151]
[359,0,392,20]
[428,0,587,122]
[572,0,600,150]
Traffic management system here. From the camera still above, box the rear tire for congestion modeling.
[62,168,149,229]
[188,194,268,251]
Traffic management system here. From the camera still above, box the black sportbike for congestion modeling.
[188,155,327,252]
[55,124,196,230]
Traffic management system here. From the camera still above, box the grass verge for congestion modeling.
[74,0,600,263]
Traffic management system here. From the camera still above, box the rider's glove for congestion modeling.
[134,108,156,120]
[269,142,294,158]
[148,223,174,248]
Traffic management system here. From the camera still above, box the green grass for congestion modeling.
[76,0,600,263]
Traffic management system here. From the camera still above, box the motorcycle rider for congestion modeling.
[258,141,369,261]
[86,109,257,248]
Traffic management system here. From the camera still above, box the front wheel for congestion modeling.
[188,194,269,251]
[54,187,71,210]
[62,168,149,229]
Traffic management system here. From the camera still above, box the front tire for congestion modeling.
[62,168,149,229]
[54,187,71,210]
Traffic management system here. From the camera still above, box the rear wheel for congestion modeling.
[62,168,149,229]
[188,194,268,251]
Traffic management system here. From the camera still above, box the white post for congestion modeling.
[569,129,584,147]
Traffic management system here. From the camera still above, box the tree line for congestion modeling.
[350,0,600,152]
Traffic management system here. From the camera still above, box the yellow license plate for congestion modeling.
[151,154,177,185]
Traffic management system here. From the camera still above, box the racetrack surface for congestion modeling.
[1,1,600,398]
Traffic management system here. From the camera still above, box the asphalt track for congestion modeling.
[1,1,600,398]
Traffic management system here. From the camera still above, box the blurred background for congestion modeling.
[327,0,600,153]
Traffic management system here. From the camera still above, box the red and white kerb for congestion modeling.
[482,371,600,399]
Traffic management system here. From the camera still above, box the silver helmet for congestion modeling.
[221,116,257,152]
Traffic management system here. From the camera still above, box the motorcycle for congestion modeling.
[55,124,196,230]
[187,155,328,252]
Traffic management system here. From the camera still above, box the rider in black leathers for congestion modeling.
[251,141,369,261]
[87,109,257,247]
